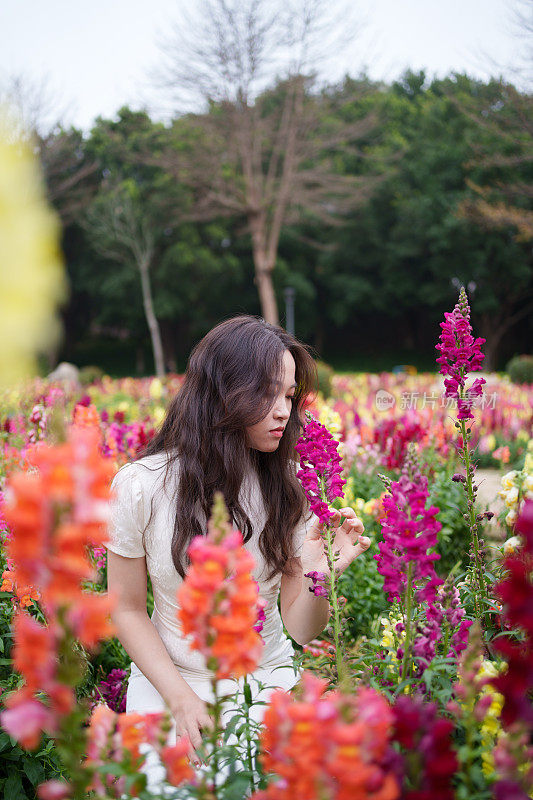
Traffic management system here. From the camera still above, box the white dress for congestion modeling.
[106,452,315,792]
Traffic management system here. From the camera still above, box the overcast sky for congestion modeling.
[0,0,529,132]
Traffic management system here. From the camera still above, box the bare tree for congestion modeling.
[84,187,166,377]
[153,0,377,325]
[508,0,533,86]
[0,73,97,225]
[0,73,65,140]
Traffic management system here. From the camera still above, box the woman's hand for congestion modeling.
[300,506,371,577]
[170,685,217,767]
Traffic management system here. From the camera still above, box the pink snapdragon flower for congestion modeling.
[304,570,329,597]
[92,545,107,571]
[374,451,442,605]
[295,413,345,525]
[252,579,267,635]
[435,287,486,421]
[94,668,128,713]
[413,584,472,672]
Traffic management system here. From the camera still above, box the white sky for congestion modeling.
[0,0,529,132]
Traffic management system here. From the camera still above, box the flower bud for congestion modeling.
[37,781,72,800]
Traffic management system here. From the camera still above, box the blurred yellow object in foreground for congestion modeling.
[0,112,67,385]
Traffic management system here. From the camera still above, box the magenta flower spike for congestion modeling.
[435,287,486,420]
[295,412,348,682]
[375,446,446,682]
[436,286,489,622]
[295,413,346,525]
[375,451,442,606]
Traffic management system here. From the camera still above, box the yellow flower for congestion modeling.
[318,405,342,440]
[475,661,504,778]
[354,497,366,514]
[153,405,165,426]
[504,486,519,507]
[506,508,518,526]
[0,111,66,386]
[149,377,163,401]
[501,471,518,491]
[503,535,522,555]
[363,499,378,516]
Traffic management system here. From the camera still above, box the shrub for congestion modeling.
[0,589,66,797]
[79,365,105,386]
[506,354,533,385]
[339,541,388,642]
[315,360,334,399]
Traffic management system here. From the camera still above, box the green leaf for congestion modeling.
[4,771,26,800]
[221,773,252,800]
[22,756,44,785]
[124,771,147,792]
[222,715,242,741]
[94,761,126,777]
[243,681,252,706]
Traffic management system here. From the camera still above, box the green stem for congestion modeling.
[459,414,487,623]
[401,562,413,689]
[53,608,93,800]
[207,674,222,798]
[324,534,345,680]
[242,676,256,794]
[324,522,345,684]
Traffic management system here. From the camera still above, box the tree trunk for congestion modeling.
[138,258,166,377]
[255,264,279,326]
[249,212,279,325]
[136,345,145,375]
[161,321,178,373]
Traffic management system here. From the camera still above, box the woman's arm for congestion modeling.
[106,549,215,762]
[279,557,330,646]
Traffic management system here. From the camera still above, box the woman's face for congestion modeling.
[245,349,296,452]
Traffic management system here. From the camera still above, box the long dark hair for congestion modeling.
[140,315,317,580]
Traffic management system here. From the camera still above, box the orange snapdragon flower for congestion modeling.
[86,704,182,796]
[12,610,57,693]
[0,426,116,751]
[254,671,399,800]
[160,738,195,786]
[3,426,115,610]
[177,492,265,679]
[1,568,40,607]
[492,445,511,465]
[73,403,101,431]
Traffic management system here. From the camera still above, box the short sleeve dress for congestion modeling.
[106,451,315,777]
[107,451,312,679]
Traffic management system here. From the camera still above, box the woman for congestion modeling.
[106,315,370,788]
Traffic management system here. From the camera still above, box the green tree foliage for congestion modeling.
[48,74,532,374]
[296,72,532,366]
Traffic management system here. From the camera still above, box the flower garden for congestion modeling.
[0,287,532,800]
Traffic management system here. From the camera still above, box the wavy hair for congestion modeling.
[139,315,317,580]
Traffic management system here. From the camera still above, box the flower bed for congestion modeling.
[0,289,532,799]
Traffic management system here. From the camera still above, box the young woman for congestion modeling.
[106,315,370,788]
